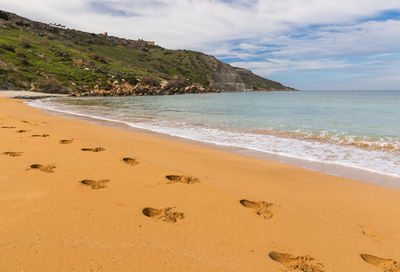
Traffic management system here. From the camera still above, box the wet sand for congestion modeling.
[1,97,399,271]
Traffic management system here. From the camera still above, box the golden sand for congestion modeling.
[0,97,399,271]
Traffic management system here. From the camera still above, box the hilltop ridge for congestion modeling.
[0,10,295,95]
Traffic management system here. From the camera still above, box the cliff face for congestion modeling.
[0,10,294,94]
[209,59,248,91]
[208,59,289,91]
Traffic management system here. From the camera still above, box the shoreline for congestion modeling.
[27,98,400,189]
[1,96,399,271]
[0,90,67,99]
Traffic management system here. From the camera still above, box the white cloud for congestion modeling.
[231,58,355,75]
[266,20,400,58]
[1,0,400,89]
[1,0,399,49]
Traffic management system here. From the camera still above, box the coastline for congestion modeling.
[1,96,400,271]
[27,97,400,189]
[0,90,67,99]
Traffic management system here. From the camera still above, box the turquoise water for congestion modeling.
[29,90,400,181]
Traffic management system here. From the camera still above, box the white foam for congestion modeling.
[27,99,400,181]
[127,121,400,178]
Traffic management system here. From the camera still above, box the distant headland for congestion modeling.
[0,10,295,96]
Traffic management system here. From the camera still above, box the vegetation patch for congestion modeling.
[0,10,292,94]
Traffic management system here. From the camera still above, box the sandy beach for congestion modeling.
[0,96,399,272]
[0,90,67,99]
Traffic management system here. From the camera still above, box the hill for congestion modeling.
[0,10,295,95]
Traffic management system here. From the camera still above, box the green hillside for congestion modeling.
[0,10,293,95]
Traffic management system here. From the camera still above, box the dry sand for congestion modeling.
[0,90,67,98]
[0,97,399,272]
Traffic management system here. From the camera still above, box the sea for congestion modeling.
[28,90,400,188]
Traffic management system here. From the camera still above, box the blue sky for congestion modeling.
[1,0,400,90]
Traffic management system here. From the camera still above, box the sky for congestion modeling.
[1,0,400,90]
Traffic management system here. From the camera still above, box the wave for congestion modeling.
[27,98,400,181]
[250,129,400,152]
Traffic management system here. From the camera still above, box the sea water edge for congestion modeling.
[27,90,400,189]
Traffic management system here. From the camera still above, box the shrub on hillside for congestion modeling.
[0,11,9,20]
[37,79,69,94]
[20,39,32,48]
[93,66,107,74]
[0,43,16,53]
[16,51,29,65]
[124,74,138,85]
[89,54,107,64]
[54,50,71,61]
[16,21,29,27]
[141,75,160,87]
[46,79,68,93]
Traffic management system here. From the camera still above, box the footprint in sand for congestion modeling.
[60,139,74,144]
[269,251,325,272]
[361,254,400,272]
[1,126,16,129]
[142,207,184,223]
[21,120,30,124]
[16,130,27,133]
[81,147,105,152]
[1,152,23,157]
[122,157,139,166]
[165,175,200,184]
[80,179,109,189]
[240,199,274,219]
[30,164,56,173]
[361,225,382,242]
[32,134,50,137]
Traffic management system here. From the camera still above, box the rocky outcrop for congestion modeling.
[70,73,295,97]
[70,79,224,97]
